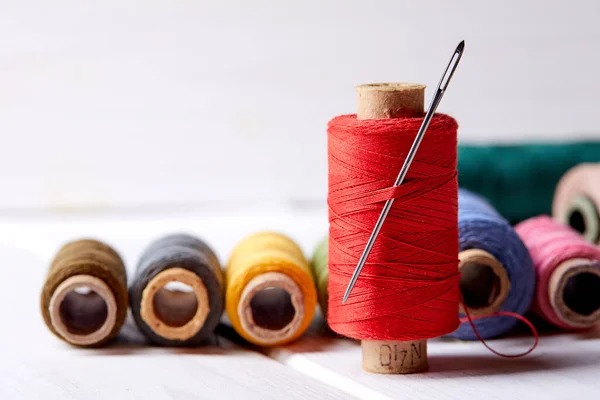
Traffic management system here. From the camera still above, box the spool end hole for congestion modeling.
[459,263,501,310]
[569,209,587,235]
[153,281,198,327]
[250,287,295,330]
[59,286,108,335]
[563,272,600,316]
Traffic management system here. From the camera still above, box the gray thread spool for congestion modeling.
[129,234,224,346]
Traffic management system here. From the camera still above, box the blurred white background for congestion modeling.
[1,0,599,213]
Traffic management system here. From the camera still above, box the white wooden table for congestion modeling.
[2,209,599,399]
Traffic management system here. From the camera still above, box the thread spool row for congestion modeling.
[41,232,318,348]
[37,195,600,376]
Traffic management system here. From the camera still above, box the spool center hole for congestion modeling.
[250,287,295,331]
[569,209,587,235]
[153,281,198,327]
[563,272,600,316]
[59,286,108,335]
[459,263,501,309]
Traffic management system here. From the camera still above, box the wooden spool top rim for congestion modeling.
[238,271,305,346]
[48,274,118,346]
[357,83,427,91]
[140,267,210,341]
[458,249,511,317]
[550,258,600,328]
[356,82,425,120]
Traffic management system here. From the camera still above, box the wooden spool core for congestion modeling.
[357,83,425,119]
[458,249,510,316]
[238,272,305,346]
[140,267,210,341]
[356,82,428,374]
[549,258,600,328]
[48,274,118,346]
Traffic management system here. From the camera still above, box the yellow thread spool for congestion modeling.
[226,232,317,346]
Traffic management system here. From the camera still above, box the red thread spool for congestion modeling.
[327,83,460,373]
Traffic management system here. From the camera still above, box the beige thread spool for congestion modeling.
[357,83,429,374]
[40,239,128,347]
[553,163,600,244]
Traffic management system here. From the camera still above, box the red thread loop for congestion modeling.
[459,294,539,358]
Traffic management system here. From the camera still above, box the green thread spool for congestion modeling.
[458,141,600,224]
[310,236,329,317]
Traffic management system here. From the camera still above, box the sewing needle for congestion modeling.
[342,40,465,304]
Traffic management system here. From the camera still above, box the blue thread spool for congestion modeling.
[451,189,536,339]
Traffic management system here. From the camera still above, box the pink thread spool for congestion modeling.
[515,216,600,329]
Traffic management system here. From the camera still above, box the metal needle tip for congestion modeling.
[341,40,465,304]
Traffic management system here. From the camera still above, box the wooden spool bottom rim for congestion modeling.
[361,339,428,374]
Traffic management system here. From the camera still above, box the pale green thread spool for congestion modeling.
[311,236,329,317]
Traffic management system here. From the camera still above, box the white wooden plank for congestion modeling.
[0,235,347,399]
[1,1,600,209]
[266,316,600,400]
[0,333,349,400]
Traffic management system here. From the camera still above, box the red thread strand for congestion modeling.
[459,293,539,358]
[327,114,461,341]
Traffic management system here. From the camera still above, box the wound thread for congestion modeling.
[129,234,224,346]
[327,113,460,341]
[310,236,329,317]
[451,189,535,339]
[226,232,317,347]
[40,239,128,347]
[516,216,600,329]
